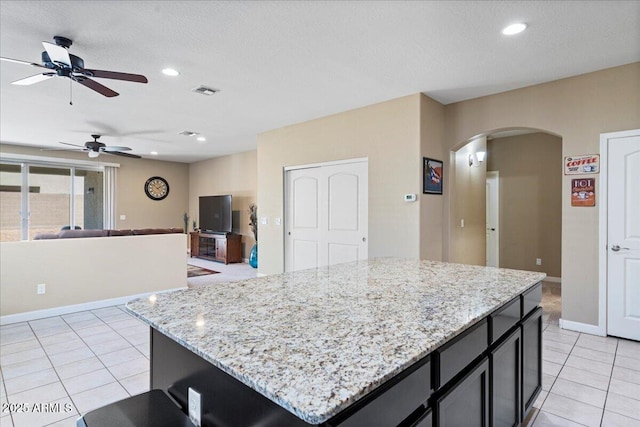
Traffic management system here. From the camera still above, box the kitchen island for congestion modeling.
[126,258,546,427]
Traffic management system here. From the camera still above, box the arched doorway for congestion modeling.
[451,127,563,323]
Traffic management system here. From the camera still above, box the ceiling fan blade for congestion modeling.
[59,141,86,148]
[82,69,148,83]
[102,146,132,152]
[75,77,119,97]
[1,57,49,69]
[42,41,71,67]
[102,151,141,159]
[41,147,85,152]
[12,73,55,85]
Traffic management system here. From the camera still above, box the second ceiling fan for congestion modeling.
[1,36,148,97]
[43,134,141,159]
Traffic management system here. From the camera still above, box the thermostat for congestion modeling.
[404,194,417,202]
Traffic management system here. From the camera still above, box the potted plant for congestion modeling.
[248,203,258,268]
[183,212,189,234]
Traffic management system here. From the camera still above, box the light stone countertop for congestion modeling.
[126,258,545,424]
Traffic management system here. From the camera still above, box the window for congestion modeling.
[0,157,115,242]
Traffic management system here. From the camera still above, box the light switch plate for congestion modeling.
[188,387,201,427]
[260,217,268,225]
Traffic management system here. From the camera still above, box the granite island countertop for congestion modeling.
[126,258,546,425]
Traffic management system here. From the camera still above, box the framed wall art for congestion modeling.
[423,157,443,195]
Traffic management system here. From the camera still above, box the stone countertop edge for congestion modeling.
[125,258,546,425]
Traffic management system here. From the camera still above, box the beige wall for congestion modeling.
[451,136,487,265]
[189,150,257,259]
[444,62,640,326]
[0,233,186,317]
[0,144,189,230]
[257,94,426,275]
[487,133,562,278]
[419,95,446,261]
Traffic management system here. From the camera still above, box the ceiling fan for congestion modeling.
[42,134,141,159]
[0,36,148,97]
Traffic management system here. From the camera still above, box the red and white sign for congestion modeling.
[571,178,596,207]
[564,154,599,175]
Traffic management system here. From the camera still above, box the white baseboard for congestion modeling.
[0,287,186,326]
[559,318,605,336]
[544,276,561,283]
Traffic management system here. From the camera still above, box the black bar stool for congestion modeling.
[77,389,195,427]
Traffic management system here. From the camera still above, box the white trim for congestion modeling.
[544,276,562,283]
[0,152,120,168]
[559,318,605,337]
[0,287,186,325]
[283,157,368,171]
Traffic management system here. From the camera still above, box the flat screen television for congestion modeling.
[199,195,232,234]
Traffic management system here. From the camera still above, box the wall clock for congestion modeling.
[144,176,169,201]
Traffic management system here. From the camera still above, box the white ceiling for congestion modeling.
[1,1,638,163]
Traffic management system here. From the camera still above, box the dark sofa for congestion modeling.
[34,228,184,240]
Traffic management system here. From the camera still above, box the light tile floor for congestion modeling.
[525,283,640,427]
[1,281,638,426]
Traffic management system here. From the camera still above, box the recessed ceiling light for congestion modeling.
[162,68,180,76]
[150,151,159,156]
[502,23,527,35]
[196,137,206,142]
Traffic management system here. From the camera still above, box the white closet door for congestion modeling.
[607,132,640,340]
[285,160,368,272]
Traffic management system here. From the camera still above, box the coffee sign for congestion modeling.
[571,178,596,207]
[564,154,599,175]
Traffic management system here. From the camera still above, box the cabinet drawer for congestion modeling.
[489,297,520,344]
[337,359,431,427]
[435,320,488,388]
[522,283,542,316]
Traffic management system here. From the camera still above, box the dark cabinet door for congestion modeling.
[216,237,227,260]
[490,328,521,427]
[521,307,543,421]
[412,409,432,427]
[190,232,199,257]
[435,357,489,427]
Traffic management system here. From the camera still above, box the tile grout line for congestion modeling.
[599,339,618,426]
[28,316,86,422]
[94,308,150,397]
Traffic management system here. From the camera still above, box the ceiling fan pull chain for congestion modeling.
[69,77,73,106]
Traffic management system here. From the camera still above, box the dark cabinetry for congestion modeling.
[190,232,242,264]
[521,307,543,420]
[490,328,521,427]
[435,358,489,427]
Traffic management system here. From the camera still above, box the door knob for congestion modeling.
[362,237,367,242]
[611,245,629,252]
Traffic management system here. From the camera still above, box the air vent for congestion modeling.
[192,86,219,96]
[178,131,199,137]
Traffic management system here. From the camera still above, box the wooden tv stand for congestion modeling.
[190,232,242,264]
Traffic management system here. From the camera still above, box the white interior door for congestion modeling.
[486,171,499,267]
[285,160,368,272]
[607,131,640,340]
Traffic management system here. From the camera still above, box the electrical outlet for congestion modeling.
[37,283,46,294]
[536,258,542,266]
[188,387,201,427]
[460,219,465,228]
[274,217,282,226]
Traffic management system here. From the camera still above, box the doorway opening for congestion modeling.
[452,128,563,324]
